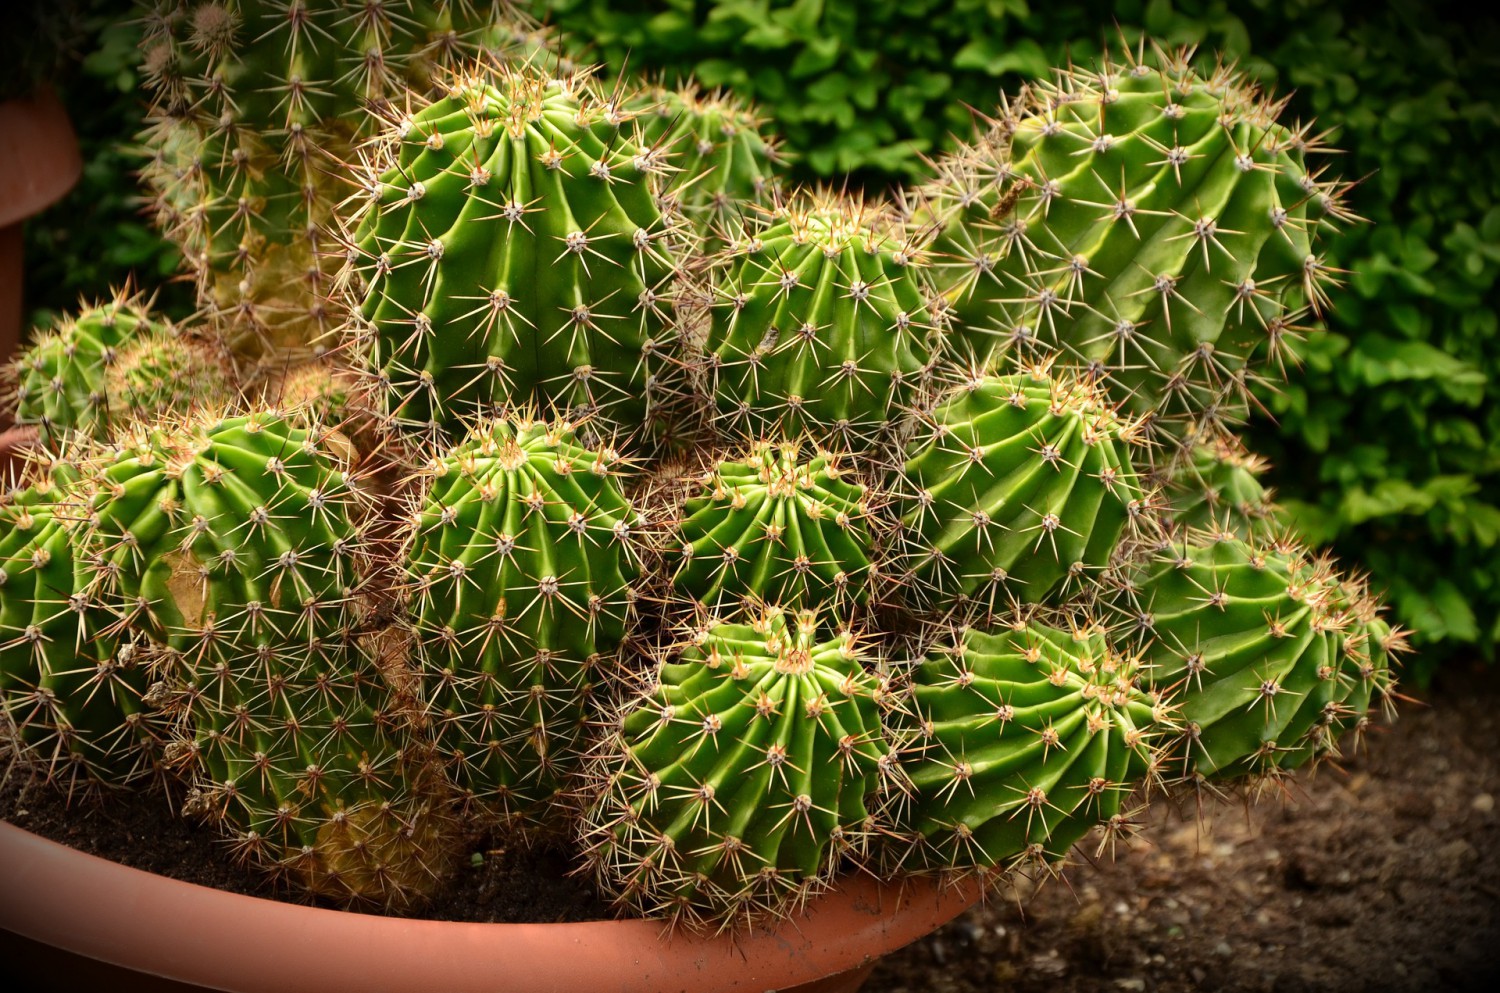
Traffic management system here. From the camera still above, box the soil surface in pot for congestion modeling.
[867,662,1500,993]
[0,776,609,923]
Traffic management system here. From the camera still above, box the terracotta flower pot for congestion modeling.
[0,823,981,993]
[0,86,82,372]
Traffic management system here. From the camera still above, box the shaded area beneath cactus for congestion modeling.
[868,663,1500,992]
[0,778,609,923]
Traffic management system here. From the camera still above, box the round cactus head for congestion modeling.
[651,438,884,616]
[1119,532,1402,784]
[342,61,686,444]
[921,45,1355,439]
[700,190,938,448]
[582,604,893,931]
[895,363,1154,616]
[402,411,644,832]
[887,613,1163,877]
[5,287,170,444]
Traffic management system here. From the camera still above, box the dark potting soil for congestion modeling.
[0,774,609,924]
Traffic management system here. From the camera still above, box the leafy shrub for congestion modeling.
[535,0,1500,675]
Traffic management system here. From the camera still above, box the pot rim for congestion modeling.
[0,821,981,993]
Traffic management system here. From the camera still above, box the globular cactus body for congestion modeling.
[700,193,936,446]
[635,84,783,244]
[345,65,682,441]
[403,415,642,830]
[1125,535,1399,781]
[896,368,1147,613]
[583,607,887,929]
[890,618,1159,873]
[923,50,1349,434]
[1163,431,1278,538]
[6,292,173,443]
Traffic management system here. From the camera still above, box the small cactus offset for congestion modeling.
[1159,429,1280,538]
[697,191,938,447]
[342,62,687,443]
[894,365,1151,615]
[921,45,1354,437]
[886,614,1162,876]
[4,288,189,444]
[581,605,891,930]
[634,83,785,244]
[400,413,644,832]
[651,439,883,616]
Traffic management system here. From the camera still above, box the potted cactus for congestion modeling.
[0,4,1404,991]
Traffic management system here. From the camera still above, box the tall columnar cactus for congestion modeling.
[0,469,164,794]
[402,414,643,831]
[137,0,518,357]
[920,47,1353,435]
[342,63,685,443]
[60,407,457,905]
[1120,533,1401,782]
[582,606,890,930]
[698,191,937,446]
[895,365,1150,615]
[888,616,1161,875]
[634,83,784,243]
[653,440,881,615]
[4,289,175,443]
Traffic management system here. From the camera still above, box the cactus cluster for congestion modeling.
[2,22,1406,932]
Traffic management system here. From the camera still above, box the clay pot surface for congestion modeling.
[0,86,83,366]
[0,822,981,993]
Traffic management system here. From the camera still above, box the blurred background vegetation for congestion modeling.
[19,0,1499,680]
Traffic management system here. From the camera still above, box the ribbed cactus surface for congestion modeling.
[403,414,642,830]
[896,367,1148,613]
[1124,535,1399,781]
[923,50,1350,435]
[700,192,936,445]
[583,607,887,929]
[656,440,879,614]
[889,617,1159,874]
[344,64,683,440]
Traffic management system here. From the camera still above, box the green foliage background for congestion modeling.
[21,0,1499,678]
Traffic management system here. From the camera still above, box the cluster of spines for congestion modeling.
[341,60,688,444]
[917,43,1357,440]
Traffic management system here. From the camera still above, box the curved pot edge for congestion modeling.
[0,821,982,993]
[0,87,83,228]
